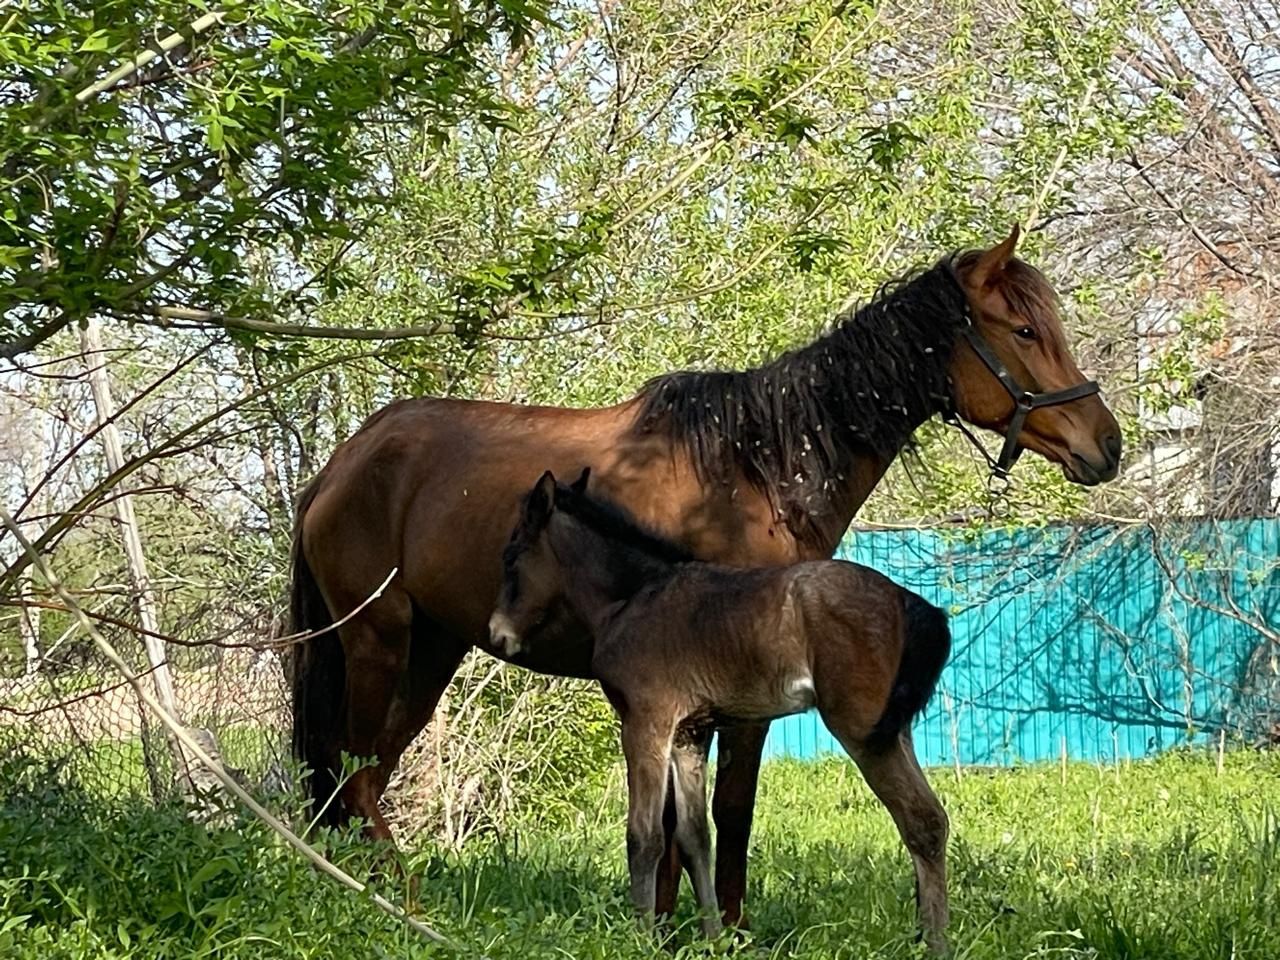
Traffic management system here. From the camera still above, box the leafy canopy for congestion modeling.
[0,0,547,357]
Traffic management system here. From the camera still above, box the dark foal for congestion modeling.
[490,470,952,952]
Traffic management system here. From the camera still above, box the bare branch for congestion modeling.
[130,304,458,342]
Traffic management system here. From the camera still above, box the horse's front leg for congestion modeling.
[711,721,769,928]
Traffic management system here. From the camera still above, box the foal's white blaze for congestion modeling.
[487,611,522,656]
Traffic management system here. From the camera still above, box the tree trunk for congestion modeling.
[17,394,49,674]
[18,569,40,674]
[79,318,191,788]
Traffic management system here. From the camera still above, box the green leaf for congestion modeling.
[0,915,30,936]
[78,31,111,52]
[189,856,237,890]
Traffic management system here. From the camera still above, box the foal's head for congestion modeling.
[489,470,584,657]
[489,468,691,656]
[949,226,1122,484]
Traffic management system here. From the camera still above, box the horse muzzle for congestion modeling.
[487,612,523,656]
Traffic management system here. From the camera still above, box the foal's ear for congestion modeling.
[969,223,1020,289]
[535,469,557,505]
[570,467,591,494]
[525,470,557,524]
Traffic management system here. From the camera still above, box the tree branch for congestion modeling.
[0,349,383,594]
[1177,0,1280,160]
[131,304,458,341]
[1127,154,1264,279]
[23,10,230,135]
[0,311,77,360]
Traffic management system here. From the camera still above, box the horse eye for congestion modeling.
[1013,326,1037,341]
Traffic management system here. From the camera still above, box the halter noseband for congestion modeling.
[943,295,1100,479]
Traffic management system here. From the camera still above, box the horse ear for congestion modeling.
[525,470,557,524]
[970,224,1020,289]
[537,469,557,505]
[570,467,590,494]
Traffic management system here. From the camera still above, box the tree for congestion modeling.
[0,0,544,358]
[1048,0,1280,519]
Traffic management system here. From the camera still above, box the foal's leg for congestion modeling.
[670,727,720,938]
[620,713,677,929]
[653,784,684,922]
[841,731,949,954]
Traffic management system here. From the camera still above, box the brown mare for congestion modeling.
[289,226,1122,925]
[490,469,952,951]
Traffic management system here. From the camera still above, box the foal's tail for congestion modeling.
[288,479,346,829]
[867,591,951,750]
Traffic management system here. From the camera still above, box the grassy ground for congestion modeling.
[2,750,1278,959]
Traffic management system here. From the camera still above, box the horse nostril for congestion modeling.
[1104,432,1122,463]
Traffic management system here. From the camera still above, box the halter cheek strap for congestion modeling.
[943,301,1101,479]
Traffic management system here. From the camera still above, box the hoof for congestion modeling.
[921,931,950,956]
[721,908,751,933]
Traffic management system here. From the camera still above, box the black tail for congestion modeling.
[288,481,346,829]
[867,591,951,750]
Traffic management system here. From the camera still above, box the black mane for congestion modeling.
[632,258,970,536]
[555,484,694,567]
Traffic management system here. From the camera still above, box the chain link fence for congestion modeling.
[0,619,614,844]
[0,646,290,801]
[4,517,1278,824]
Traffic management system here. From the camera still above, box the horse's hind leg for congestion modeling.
[620,711,677,929]
[369,617,469,807]
[670,726,720,938]
[840,730,949,954]
[333,588,417,842]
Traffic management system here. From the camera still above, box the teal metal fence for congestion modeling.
[764,518,1280,765]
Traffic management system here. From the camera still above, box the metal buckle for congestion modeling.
[985,470,1013,521]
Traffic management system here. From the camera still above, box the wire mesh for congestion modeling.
[0,645,290,802]
[4,518,1278,807]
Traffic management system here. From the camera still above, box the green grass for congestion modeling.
[2,750,1278,959]
[0,734,150,800]
[0,725,284,801]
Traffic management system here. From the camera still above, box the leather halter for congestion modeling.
[943,297,1100,479]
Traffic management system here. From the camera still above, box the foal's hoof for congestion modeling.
[920,931,950,956]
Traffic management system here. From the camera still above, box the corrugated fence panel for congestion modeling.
[763,518,1280,765]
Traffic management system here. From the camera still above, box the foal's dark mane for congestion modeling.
[633,257,977,536]
[555,484,694,567]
